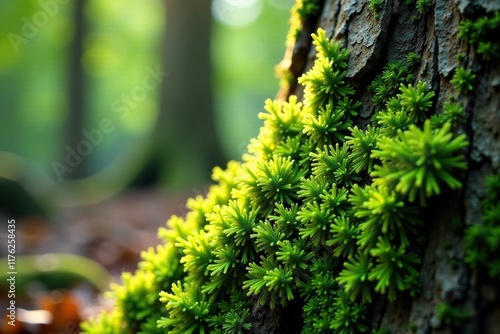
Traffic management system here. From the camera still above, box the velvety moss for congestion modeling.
[82,27,470,334]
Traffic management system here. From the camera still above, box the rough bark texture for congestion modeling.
[267,0,500,333]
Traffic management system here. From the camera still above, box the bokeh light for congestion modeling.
[212,0,264,27]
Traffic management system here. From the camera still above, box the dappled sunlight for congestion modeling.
[212,0,263,27]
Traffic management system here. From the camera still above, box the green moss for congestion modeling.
[415,0,432,14]
[369,0,384,13]
[458,12,500,60]
[435,302,470,328]
[82,27,469,334]
[368,61,414,112]
[296,0,322,19]
[208,291,252,333]
[464,174,500,279]
[430,100,465,129]
[450,67,476,95]
[373,327,391,334]
[286,0,324,48]
[406,52,421,67]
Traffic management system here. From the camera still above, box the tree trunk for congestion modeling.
[64,0,87,179]
[152,0,225,188]
[263,0,500,333]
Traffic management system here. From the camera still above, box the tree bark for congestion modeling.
[265,0,500,333]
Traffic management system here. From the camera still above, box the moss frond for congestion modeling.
[371,120,468,205]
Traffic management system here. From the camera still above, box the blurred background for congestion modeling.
[0,0,292,332]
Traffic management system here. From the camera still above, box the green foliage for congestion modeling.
[415,0,432,14]
[350,184,422,248]
[208,292,252,334]
[108,271,164,333]
[286,0,324,52]
[277,239,315,271]
[430,101,465,128]
[211,200,259,263]
[299,56,355,113]
[369,237,420,301]
[458,12,500,60]
[327,216,360,257]
[139,243,183,292]
[311,143,361,186]
[176,230,216,285]
[82,27,470,334]
[374,108,414,138]
[298,200,336,245]
[368,61,414,111]
[369,0,384,12]
[345,126,380,173]
[80,310,124,334]
[298,29,353,113]
[158,281,211,333]
[464,174,500,279]
[259,96,305,143]
[243,257,295,308]
[435,302,470,327]
[296,0,322,18]
[337,253,374,303]
[397,82,435,122]
[450,67,476,94]
[303,103,352,145]
[406,52,421,67]
[477,40,500,60]
[331,290,369,333]
[371,121,468,205]
[235,155,305,215]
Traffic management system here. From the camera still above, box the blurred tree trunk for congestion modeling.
[258,0,500,333]
[63,0,87,179]
[143,0,225,189]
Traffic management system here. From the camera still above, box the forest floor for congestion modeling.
[0,188,192,334]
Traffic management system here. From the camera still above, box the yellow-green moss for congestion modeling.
[82,26,470,334]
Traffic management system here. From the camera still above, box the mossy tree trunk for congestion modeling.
[257,0,500,333]
[79,1,500,333]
